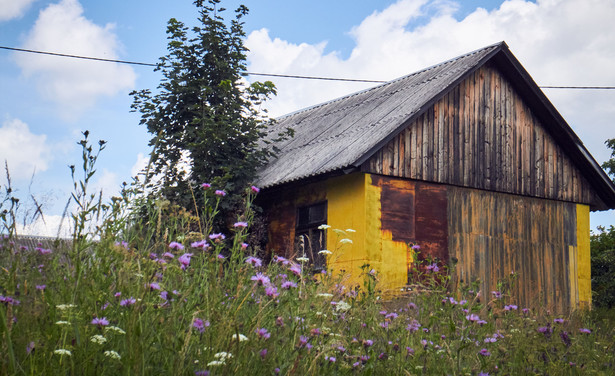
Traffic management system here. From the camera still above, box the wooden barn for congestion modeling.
[255,42,615,313]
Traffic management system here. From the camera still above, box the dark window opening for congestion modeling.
[295,202,327,271]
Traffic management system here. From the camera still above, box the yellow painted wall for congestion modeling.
[576,204,592,308]
[325,173,410,292]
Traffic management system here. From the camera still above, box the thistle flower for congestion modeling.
[36,284,46,290]
[163,252,174,259]
[193,318,210,333]
[251,273,270,286]
[245,256,262,267]
[251,185,260,193]
[191,240,210,249]
[289,264,302,276]
[318,224,331,230]
[265,286,279,298]
[233,221,248,228]
[260,348,267,359]
[479,348,491,356]
[36,247,52,255]
[426,263,439,273]
[201,183,211,188]
[178,253,193,270]
[255,328,271,339]
[214,190,226,196]
[281,281,297,289]
[120,297,136,306]
[149,282,161,290]
[504,304,518,311]
[554,318,565,324]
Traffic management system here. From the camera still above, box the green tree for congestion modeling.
[130,0,290,223]
[601,138,615,181]
[590,226,615,308]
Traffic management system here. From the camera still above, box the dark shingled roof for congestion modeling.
[256,41,615,209]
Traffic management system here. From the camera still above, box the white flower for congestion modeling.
[296,257,309,263]
[335,300,351,312]
[54,349,72,356]
[104,350,121,360]
[56,304,76,310]
[105,326,126,335]
[339,238,353,244]
[345,229,356,233]
[317,293,333,298]
[214,352,233,361]
[90,335,107,344]
[231,333,248,342]
[207,360,225,367]
[317,224,331,230]
[55,321,71,326]
[318,250,332,255]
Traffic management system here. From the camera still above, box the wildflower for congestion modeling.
[120,297,136,306]
[353,361,360,368]
[491,291,502,299]
[378,352,388,360]
[281,281,297,289]
[90,335,107,344]
[91,317,109,327]
[56,321,71,325]
[193,318,210,333]
[207,360,225,367]
[105,326,126,335]
[466,314,480,322]
[26,341,35,354]
[298,336,309,348]
[478,348,491,356]
[214,190,226,196]
[318,249,332,255]
[178,253,193,270]
[246,256,262,267]
[538,324,553,338]
[289,264,302,276]
[104,350,121,360]
[379,322,389,329]
[317,293,333,298]
[406,319,421,333]
[54,349,72,356]
[160,291,168,300]
[339,238,353,244]
[195,371,210,376]
[256,328,271,339]
[231,333,248,342]
[251,185,260,193]
[163,252,174,258]
[149,282,161,290]
[191,240,210,249]
[241,242,249,249]
[296,256,309,263]
[233,221,248,228]
[311,328,321,336]
[217,254,225,260]
[0,295,18,306]
[169,241,184,250]
[579,328,592,334]
[318,224,331,230]
[209,233,226,241]
[36,284,46,291]
[251,273,270,286]
[363,339,374,347]
[327,356,336,363]
[274,255,289,265]
[504,304,518,311]
[426,263,439,273]
[554,318,565,324]
[201,183,211,188]
[477,319,488,325]
[522,308,530,314]
[406,347,414,356]
[36,247,52,255]
[346,228,356,233]
[560,331,572,347]
[115,241,129,249]
[411,244,421,250]
[335,300,351,312]
[260,348,267,359]
[265,286,279,298]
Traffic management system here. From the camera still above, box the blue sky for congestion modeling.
[1,0,615,235]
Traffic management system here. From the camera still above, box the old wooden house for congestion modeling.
[256,42,615,312]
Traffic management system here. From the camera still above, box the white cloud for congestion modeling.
[0,117,51,180]
[246,0,615,164]
[14,0,136,119]
[0,0,36,21]
[131,152,150,177]
[17,214,74,238]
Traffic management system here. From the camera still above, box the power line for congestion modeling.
[2,45,615,89]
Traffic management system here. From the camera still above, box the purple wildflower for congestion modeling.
[466,313,480,322]
[289,263,302,276]
[241,242,249,249]
[560,331,572,347]
[191,240,210,249]
[327,356,336,363]
[426,263,439,273]
[491,291,502,299]
[281,281,297,289]
[411,244,421,250]
[256,328,271,339]
[214,190,226,196]
[504,304,518,311]
[363,339,374,348]
[274,255,289,265]
[479,348,491,356]
[579,328,592,334]
[217,253,225,260]
[114,292,121,298]
[149,282,161,290]
[251,186,260,193]
[91,317,109,327]
[260,348,267,359]
[193,318,209,333]
[298,335,309,348]
[169,241,184,250]
[406,319,421,333]
[233,221,248,228]
[406,347,414,356]
[209,233,226,241]
[554,318,565,324]
[266,285,279,298]
[36,247,52,255]
[245,256,262,267]
[163,252,174,259]
[178,253,193,270]
[201,183,211,189]
[160,291,168,300]
[36,284,46,291]
[26,341,35,354]
[120,297,136,306]
[251,273,270,286]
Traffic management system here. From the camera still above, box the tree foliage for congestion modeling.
[590,226,615,308]
[130,0,290,222]
[601,138,615,181]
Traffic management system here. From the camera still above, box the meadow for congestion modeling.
[1,138,614,375]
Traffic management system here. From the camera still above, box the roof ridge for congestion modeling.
[275,41,505,121]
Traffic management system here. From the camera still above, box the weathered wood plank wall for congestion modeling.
[363,62,603,208]
[448,186,577,313]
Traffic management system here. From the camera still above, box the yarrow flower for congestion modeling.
[318,249,332,255]
[56,321,71,326]
[104,350,121,360]
[232,333,248,342]
[296,256,309,263]
[169,241,184,250]
[317,224,331,230]
[105,326,126,335]
[54,349,72,356]
[90,335,107,344]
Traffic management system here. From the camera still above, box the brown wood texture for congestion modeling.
[363,62,603,209]
[447,186,577,313]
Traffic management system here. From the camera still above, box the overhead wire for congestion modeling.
[2,45,614,89]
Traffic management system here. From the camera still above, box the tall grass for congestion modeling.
[1,134,614,375]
